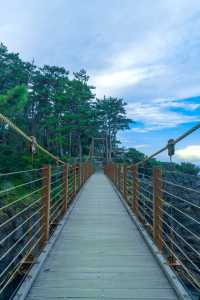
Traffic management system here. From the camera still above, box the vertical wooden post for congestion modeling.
[79,163,82,189]
[114,164,117,186]
[63,164,68,213]
[77,164,81,191]
[132,164,139,216]
[72,164,76,199]
[42,165,51,243]
[117,165,120,191]
[88,163,91,178]
[82,163,84,185]
[81,163,84,183]
[85,162,88,180]
[88,162,90,178]
[84,163,86,182]
[123,165,127,200]
[85,163,87,181]
[119,165,122,193]
[87,163,90,179]
[153,167,163,252]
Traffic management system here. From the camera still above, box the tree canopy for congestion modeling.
[0,44,131,172]
[0,43,199,177]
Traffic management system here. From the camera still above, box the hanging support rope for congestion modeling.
[136,121,200,166]
[0,113,65,165]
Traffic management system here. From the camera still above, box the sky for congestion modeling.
[1,0,200,163]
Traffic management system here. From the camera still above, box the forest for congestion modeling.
[0,42,199,177]
[0,43,131,172]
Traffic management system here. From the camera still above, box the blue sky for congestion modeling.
[1,0,200,163]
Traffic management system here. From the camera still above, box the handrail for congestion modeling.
[0,162,94,299]
[136,121,200,166]
[0,113,65,165]
[104,162,200,296]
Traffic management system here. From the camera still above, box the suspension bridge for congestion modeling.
[0,113,199,300]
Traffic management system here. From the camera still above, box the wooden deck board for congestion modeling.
[26,172,178,300]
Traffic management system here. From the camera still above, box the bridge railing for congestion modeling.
[104,163,200,296]
[0,162,93,299]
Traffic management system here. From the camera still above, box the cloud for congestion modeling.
[134,144,149,149]
[176,145,200,162]
[127,100,200,132]
[93,68,146,90]
[91,65,164,97]
[1,0,200,153]
[152,98,200,111]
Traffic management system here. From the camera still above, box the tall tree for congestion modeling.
[0,44,132,171]
[95,96,132,159]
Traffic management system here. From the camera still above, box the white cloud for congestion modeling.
[127,101,200,132]
[1,0,200,141]
[93,69,146,89]
[134,144,149,149]
[176,145,200,162]
[91,65,164,97]
[174,85,200,100]
[89,1,199,98]
[152,98,200,110]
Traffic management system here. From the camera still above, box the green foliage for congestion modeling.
[0,44,132,172]
[177,162,200,176]
[120,147,199,176]
[0,85,28,115]
[124,148,145,163]
[95,96,132,159]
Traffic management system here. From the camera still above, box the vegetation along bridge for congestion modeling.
[0,113,199,300]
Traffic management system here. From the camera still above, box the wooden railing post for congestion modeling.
[87,162,89,179]
[77,164,81,191]
[132,164,139,216]
[81,163,84,183]
[117,165,121,191]
[153,166,163,252]
[42,165,51,243]
[120,165,122,193]
[110,164,113,182]
[85,162,88,180]
[123,164,127,200]
[72,164,76,199]
[114,164,117,186]
[63,164,68,213]
[81,163,84,186]
[79,163,82,189]
[110,164,112,180]
[89,163,92,177]
[88,162,90,178]
[84,163,86,183]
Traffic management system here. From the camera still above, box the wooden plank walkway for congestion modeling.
[26,172,178,300]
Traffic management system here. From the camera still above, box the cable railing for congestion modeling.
[0,162,93,299]
[104,163,200,297]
